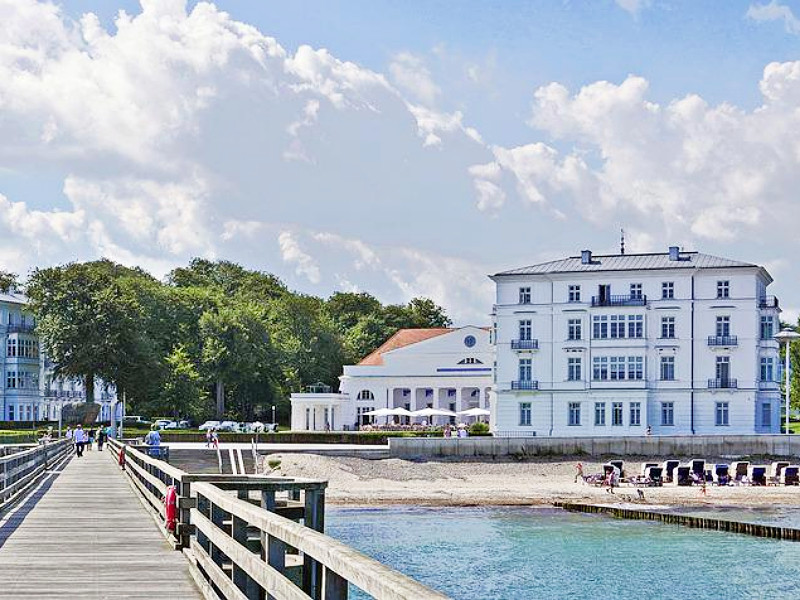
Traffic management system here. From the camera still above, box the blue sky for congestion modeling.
[1,0,799,323]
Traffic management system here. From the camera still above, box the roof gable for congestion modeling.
[358,328,452,366]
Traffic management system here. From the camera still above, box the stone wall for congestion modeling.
[389,435,800,459]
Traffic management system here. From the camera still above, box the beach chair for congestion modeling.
[730,461,749,484]
[661,460,680,483]
[688,459,705,478]
[674,466,692,486]
[644,466,663,486]
[768,461,790,485]
[609,460,625,478]
[747,465,768,486]
[780,466,800,486]
[640,462,659,477]
[710,464,729,485]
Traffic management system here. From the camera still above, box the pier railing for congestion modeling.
[0,439,72,512]
[106,438,449,599]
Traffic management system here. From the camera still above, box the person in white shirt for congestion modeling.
[74,425,86,457]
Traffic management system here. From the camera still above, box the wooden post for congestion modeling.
[232,514,262,600]
[302,489,325,599]
[178,479,191,549]
[323,567,348,600]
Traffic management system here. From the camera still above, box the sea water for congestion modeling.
[326,506,800,599]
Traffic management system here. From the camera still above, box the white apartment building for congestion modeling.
[491,247,781,436]
[290,326,492,431]
[0,290,116,422]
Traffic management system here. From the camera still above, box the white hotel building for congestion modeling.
[490,248,782,436]
[290,326,492,431]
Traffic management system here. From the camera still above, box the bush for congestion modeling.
[469,422,490,436]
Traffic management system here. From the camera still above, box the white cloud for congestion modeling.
[278,230,321,284]
[747,1,800,34]
[615,0,651,16]
[389,52,441,105]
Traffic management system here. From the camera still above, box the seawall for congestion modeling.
[388,434,800,459]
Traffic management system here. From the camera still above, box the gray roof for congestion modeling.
[494,252,761,277]
[0,291,28,305]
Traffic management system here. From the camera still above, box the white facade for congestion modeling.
[0,291,116,422]
[491,248,781,437]
[290,326,493,431]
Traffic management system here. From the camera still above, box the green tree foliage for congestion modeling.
[28,258,451,423]
[0,271,18,293]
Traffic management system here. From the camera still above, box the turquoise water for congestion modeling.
[326,506,800,599]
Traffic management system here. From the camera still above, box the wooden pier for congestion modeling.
[555,501,800,541]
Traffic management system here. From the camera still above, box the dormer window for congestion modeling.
[458,358,484,365]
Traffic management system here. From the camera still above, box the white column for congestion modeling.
[455,388,463,414]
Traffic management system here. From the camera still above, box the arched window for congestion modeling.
[356,390,374,400]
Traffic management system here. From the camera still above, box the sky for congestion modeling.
[1,0,800,324]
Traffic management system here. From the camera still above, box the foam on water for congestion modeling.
[326,505,800,600]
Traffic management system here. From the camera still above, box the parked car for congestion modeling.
[198,420,220,431]
[153,419,172,430]
[216,420,239,432]
[163,421,180,430]
[123,415,150,426]
[177,420,191,429]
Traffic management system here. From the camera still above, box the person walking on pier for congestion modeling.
[74,425,86,457]
[97,427,107,451]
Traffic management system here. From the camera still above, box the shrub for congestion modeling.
[469,422,490,436]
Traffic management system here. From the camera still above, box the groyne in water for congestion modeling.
[554,502,800,541]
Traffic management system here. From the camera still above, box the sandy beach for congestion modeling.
[272,453,800,508]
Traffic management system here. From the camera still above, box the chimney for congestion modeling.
[668,246,680,261]
[581,250,592,265]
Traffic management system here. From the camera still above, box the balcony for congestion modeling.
[511,339,539,351]
[708,378,738,389]
[591,294,647,307]
[6,323,35,333]
[759,296,779,309]
[511,380,539,391]
[708,335,738,347]
[758,380,780,391]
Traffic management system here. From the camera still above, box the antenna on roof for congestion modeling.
[620,228,625,255]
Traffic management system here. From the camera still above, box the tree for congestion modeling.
[27,260,151,403]
[0,271,18,293]
[406,297,452,328]
[160,344,209,420]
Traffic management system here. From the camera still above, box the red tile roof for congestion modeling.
[358,328,453,366]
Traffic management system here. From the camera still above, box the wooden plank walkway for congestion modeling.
[0,447,202,599]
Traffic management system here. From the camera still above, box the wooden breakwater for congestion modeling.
[554,502,800,541]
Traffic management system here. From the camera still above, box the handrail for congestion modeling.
[0,439,72,512]
[192,481,450,600]
[107,438,449,599]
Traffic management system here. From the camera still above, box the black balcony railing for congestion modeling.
[708,378,738,389]
[6,323,35,333]
[511,339,539,350]
[708,335,738,346]
[759,296,779,309]
[591,294,647,307]
[511,380,539,391]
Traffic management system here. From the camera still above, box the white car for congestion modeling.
[216,421,239,432]
[198,420,221,431]
[153,419,171,430]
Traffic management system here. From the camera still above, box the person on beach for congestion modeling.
[205,429,213,448]
[444,424,452,438]
[646,425,652,436]
[211,429,220,449]
[575,462,584,483]
[73,425,86,457]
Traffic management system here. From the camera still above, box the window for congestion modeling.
[592,356,608,381]
[518,358,532,381]
[762,403,772,428]
[760,357,774,382]
[568,402,581,426]
[594,402,606,426]
[612,402,623,426]
[6,371,16,389]
[357,406,375,425]
[610,356,626,380]
[628,356,644,380]
[609,315,626,339]
[568,285,581,302]
[519,320,532,341]
[716,356,731,381]
[715,316,730,337]
[567,319,582,341]
[761,316,774,340]
[660,356,675,381]
[717,280,730,299]
[356,390,374,400]
[715,402,729,427]
[567,357,582,381]
[7,405,13,421]
[662,282,674,299]
[592,315,608,339]
[630,283,643,299]
[630,402,641,426]
[519,287,531,304]
[661,316,675,339]
[661,402,674,426]
[6,338,15,357]
[519,402,532,426]
[627,315,644,338]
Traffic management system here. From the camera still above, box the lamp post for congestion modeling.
[775,328,800,434]
[271,404,276,427]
